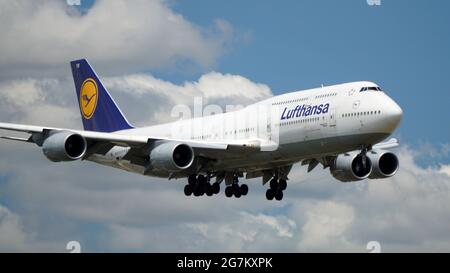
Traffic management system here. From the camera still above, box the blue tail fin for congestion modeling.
[70,59,133,132]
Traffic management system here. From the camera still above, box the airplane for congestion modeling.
[0,59,403,201]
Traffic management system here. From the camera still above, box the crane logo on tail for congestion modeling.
[80,78,98,119]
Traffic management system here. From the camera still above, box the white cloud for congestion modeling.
[0,205,29,252]
[0,78,80,128]
[0,79,45,107]
[299,201,354,250]
[0,70,272,128]
[0,0,233,78]
[104,72,272,125]
[439,165,450,177]
[107,211,297,252]
[105,72,271,101]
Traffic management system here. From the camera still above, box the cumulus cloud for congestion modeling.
[0,205,29,251]
[0,70,271,128]
[104,72,272,125]
[0,0,233,78]
[439,165,450,177]
[299,201,354,250]
[107,212,297,252]
[0,78,80,128]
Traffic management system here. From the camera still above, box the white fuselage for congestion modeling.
[89,81,403,178]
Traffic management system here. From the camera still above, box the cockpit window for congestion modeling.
[360,86,383,92]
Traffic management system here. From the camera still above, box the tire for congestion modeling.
[198,175,206,184]
[279,179,287,191]
[188,175,196,185]
[212,183,220,194]
[240,184,248,196]
[270,178,278,190]
[205,183,213,196]
[275,190,283,201]
[225,186,233,198]
[198,183,205,196]
[184,184,192,196]
[232,184,241,198]
[234,189,241,198]
[266,188,275,200]
[193,187,201,197]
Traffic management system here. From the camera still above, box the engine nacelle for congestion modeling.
[42,131,87,162]
[331,151,372,182]
[149,142,194,171]
[368,150,399,179]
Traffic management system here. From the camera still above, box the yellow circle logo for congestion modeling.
[80,78,98,119]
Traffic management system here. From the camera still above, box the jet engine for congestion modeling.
[149,142,194,171]
[42,131,87,162]
[330,151,372,182]
[367,150,399,179]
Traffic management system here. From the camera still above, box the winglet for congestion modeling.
[70,59,134,132]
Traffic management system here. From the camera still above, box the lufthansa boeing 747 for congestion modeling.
[0,59,402,201]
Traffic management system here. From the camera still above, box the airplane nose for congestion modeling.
[386,98,403,131]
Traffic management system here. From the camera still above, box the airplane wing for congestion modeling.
[0,122,264,160]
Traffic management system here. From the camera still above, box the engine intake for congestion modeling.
[331,152,372,182]
[42,131,87,162]
[149,142,194,171]
[368,150,399,179]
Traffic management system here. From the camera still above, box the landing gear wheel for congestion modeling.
[184,184,192,196]
[266,188,275,200]
[199,186,205,196]
[212,183,220,194]
[275,190,283,201]
[193,186,202,197]
[188,174,196,185]
[270,178,278,189]
[197,175,207,184]
[205,183,213,196]
[225,186,233,198]
[232,184,241,198]
[240,184,248,196]
[279,179,287,191]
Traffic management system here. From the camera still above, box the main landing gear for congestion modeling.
[265,177,287,201]
[184,174,220,197]
[225,176,248,198]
